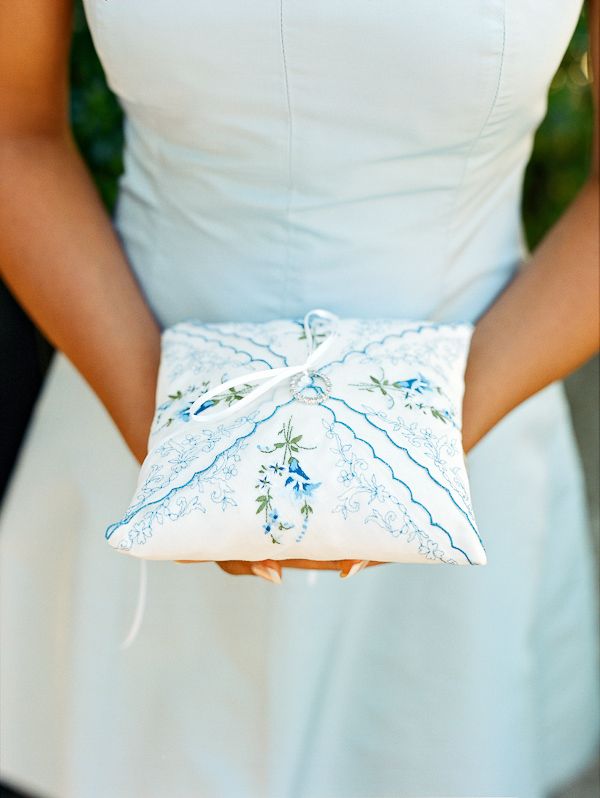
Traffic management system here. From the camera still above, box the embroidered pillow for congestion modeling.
[105,310,486,565]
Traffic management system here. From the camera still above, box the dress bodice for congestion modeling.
[83,0,583,328]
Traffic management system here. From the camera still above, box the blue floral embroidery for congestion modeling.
[153,381,255,434]
[255,417,321,544]
[322,418,459,564]
[162,333,272,382]
[117,442,245,552]
[132,415,255,510]
[349,367,454,425]
[366,502,456,562]
[326,392,478,536]
[199,323,290,366]
[360,405,474,521]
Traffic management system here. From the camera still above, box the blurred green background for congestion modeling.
[68,3,595,249]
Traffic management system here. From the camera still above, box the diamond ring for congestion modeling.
[289,370,332,405]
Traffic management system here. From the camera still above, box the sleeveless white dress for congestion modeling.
[1,2,599,797]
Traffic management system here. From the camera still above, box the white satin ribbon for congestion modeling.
[118,308,337,650]
[120,558,147,650]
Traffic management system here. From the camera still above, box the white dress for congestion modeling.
[1,1,599,796]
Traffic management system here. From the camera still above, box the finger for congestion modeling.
[217,559,283,583]
[215,560,254,576]
[252,559,283,583]
[339,560,369,578]
[276,558,350,570]
[277,558,388,571]
[338,560,389,577]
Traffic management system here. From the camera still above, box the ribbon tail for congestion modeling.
[120,558,148,651]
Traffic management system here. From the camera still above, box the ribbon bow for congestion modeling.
[184,307,339,424]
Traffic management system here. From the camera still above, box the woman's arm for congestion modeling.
[0,0,160,464]
[461,0,599,453]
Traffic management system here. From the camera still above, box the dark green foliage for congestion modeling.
[523,10,594,248]
[69,2,123,211]
[68,2,593,244]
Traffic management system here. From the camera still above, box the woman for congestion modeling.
[0,1,598,796]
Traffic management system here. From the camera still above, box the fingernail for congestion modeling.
[251,564,282,584]
[340,560,369,579]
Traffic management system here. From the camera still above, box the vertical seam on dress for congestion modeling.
[279,0,294,317]
[454,0,507,204]
[439,0,507,317]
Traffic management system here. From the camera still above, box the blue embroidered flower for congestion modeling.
[263,510,293,541]
[221,463,238,480]
[338,469,355,486]
[192,399,217,415]
[286,456,309,481]
[419,538,442,560]
[395,372,433,394]
[284,457,322,496]
[364,474,388,504]
[219,495,237,511]
[173,403,193,423]
[171,396,215,423]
